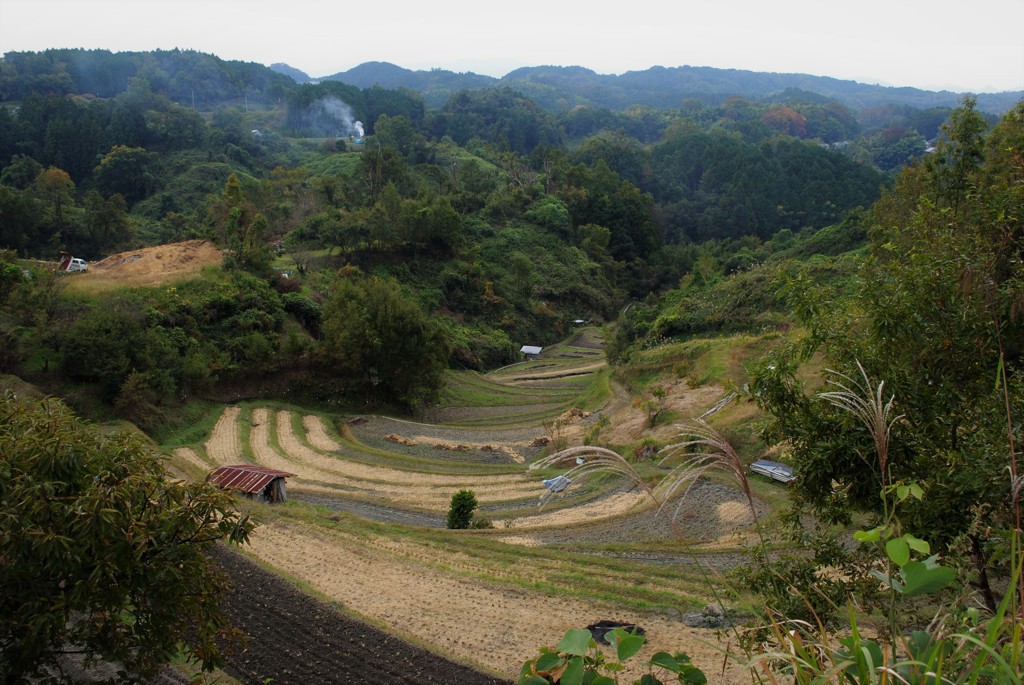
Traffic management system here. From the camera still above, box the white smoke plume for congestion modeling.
[309,97,361,137]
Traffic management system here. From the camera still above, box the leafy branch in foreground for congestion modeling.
[739,360,1022,682]
[529,360,1023,683]
[0,390,255,682]
[520,627,706,685]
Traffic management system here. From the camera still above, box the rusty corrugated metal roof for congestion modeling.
[208,464,295,494]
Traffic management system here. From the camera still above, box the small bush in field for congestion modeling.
[446,489,478,529]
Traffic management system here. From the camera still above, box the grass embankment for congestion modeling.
[436,338,612,427]
[164,325,785,620]
[262,501,714,612]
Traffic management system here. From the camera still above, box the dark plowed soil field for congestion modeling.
[211,546,512,685]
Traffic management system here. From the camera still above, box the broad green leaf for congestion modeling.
[905,630,936,660]
[674,653,708,684]
[900,559,955,597]
[649,651,684,673]
[605,628,623,650]
[556,629,593,656]
[535,652,563,672]
[869,568,904,593]
[560,655,584,685]
[638,675,663,685]
[618,634,645,661]
[908,483,924,500]
[854,526,884,543]
[591,677,616,685]
[519,660,535,679]
[896,484,910,501]
[902,533,930,555]
[521,676,549,685]
[886,537,910,566]
[682,667,708,684]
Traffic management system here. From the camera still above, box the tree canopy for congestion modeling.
[320,271,450,410]
[749,99,1024,609]
[0,390,255,680]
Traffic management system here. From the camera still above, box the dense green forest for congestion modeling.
[0,48,1015,418]
[2,48,1023,683]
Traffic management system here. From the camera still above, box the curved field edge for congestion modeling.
[236,506,752,682]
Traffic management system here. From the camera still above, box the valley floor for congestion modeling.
[168,329,765,683]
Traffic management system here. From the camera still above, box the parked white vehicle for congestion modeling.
[57,253,88,272]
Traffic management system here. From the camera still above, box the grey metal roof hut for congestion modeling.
[520,345,542,359]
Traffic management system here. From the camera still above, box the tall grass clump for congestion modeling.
[522,361,1023,684]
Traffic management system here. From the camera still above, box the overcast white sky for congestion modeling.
[1,0,1022,93]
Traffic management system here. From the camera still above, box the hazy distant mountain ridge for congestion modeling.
[317,61,495,102]
[315,61,1022,113]
[3,49,1019,114]
[269,62,313,84]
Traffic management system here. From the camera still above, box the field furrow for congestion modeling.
[244,408,545,509]
[171,446,212,473]
[204,406,243,465]
[283,412,530,488]
[302,414,343,451]
[496,490,649,529]
[245,521,749,683]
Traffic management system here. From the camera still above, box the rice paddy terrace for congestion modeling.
[167,327,763,683]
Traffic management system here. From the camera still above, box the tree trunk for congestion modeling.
[970,533,997,613]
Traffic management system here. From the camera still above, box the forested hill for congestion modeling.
[2,45,1020,419]
[3,48,1018,115]
[0,49,294,108]
[313,61,1022,112]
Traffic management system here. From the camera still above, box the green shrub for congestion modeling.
[446,489,478,529]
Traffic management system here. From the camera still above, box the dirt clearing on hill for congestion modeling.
[67,240,222,291]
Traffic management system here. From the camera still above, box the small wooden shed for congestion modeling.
[208,464,295,503]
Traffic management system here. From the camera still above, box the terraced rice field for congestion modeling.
[168,328,761,683]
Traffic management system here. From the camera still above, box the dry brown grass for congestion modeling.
[64,240,222,293]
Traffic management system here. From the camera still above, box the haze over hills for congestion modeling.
[2,47,1018,114]
[274,60,1024,113]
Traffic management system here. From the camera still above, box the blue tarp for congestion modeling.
[543,475,572,493]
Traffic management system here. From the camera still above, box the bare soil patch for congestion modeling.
[516,475,765,544]
[302,415,343,451]
[349,415,549,463]
[603,381,726,446]
[69,240,222,290]
[498,490,648,529]
[199,407,544,510]
[281,413,527,488]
